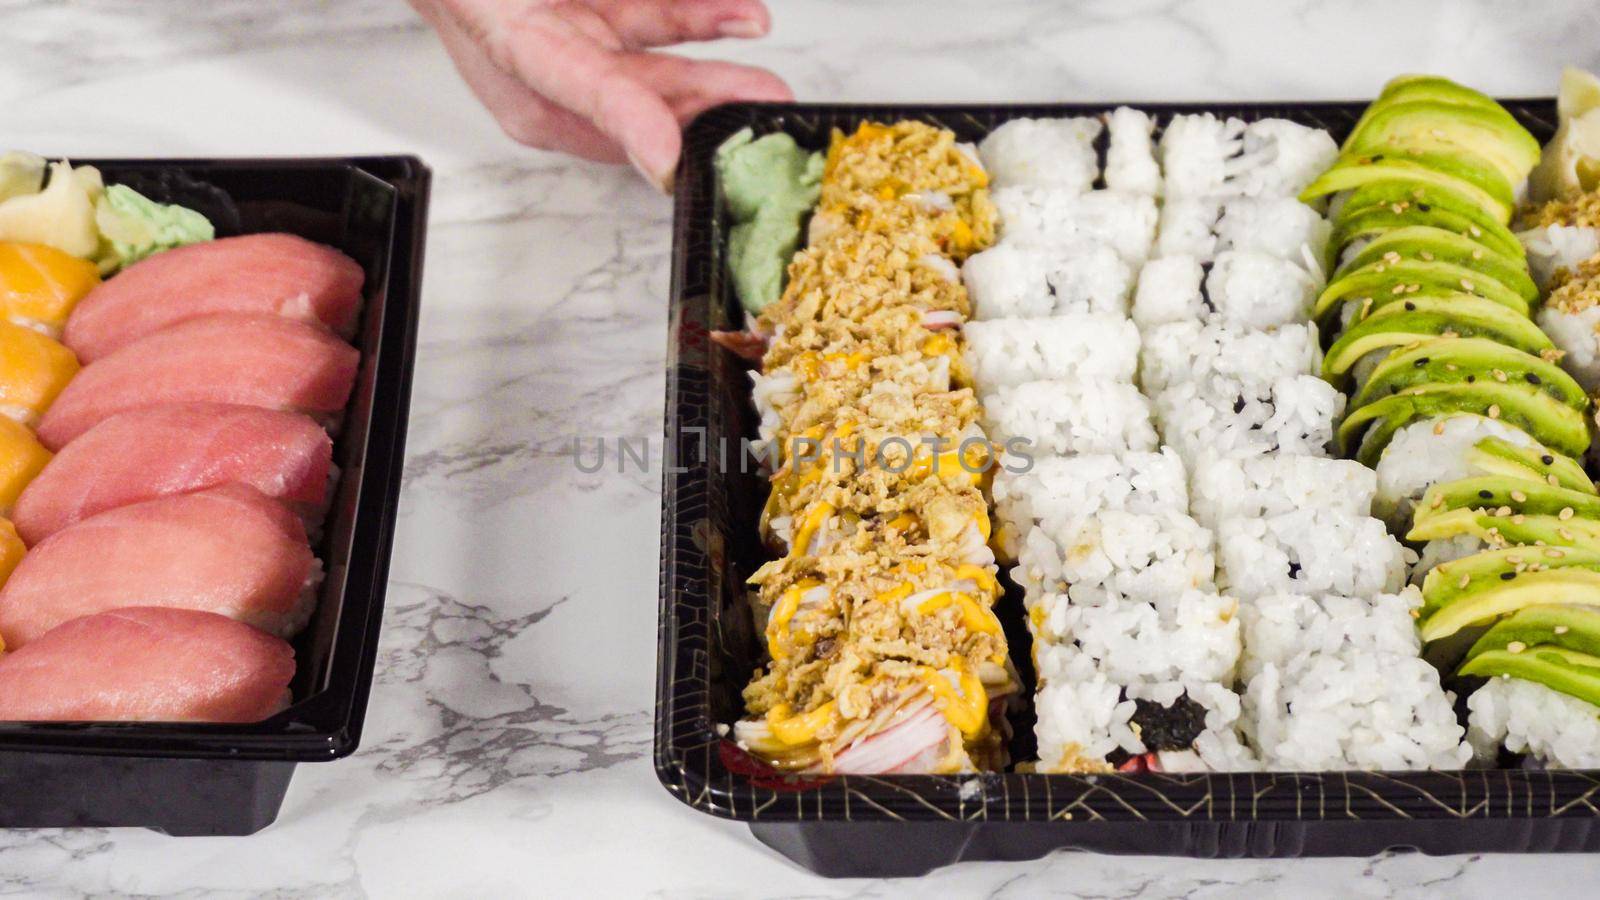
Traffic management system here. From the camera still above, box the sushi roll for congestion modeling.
[1159,114,1337,200]
[1152,372,1345,467]
[962,239,1133,318]
[977,117,1101,192]
[991,450,1189,561]
[979,379,1158,458]
[731,118,1020,775]
[1214,508,1409,601]
[1154,196,1330,270]
[1139,320,1321,395]
[962,314,1139,387]
[1533,254,1600,392]
[1238,590,1470,770]
[990,187,1158,264]
[1129,251,1322,330]
[1189,455,1376,529]
[1103,107,1160,196]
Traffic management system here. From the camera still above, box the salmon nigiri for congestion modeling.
[0,417,51,517]
[63,233,363,363]
[13,402,332,545]
[0,607,295,722]
[0,320,78,426]
[0,241,100,337]
[0,484,318,649]
[37,312,358,451]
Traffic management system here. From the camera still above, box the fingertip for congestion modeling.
[717,18,766,39]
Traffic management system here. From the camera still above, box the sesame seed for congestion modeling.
[1472,249,1484,260]
[1413,189,1425,199]
[1471,226,1482,236]
[1460,573,1471,589]
[1480,489,1494,499]
[1513,514,1526,524]
[1549,474,1562,486]
[1392,284,1407,295]
[1408,283,1422,293]
[1462,279,1475,291]
[1421,251,1435,261]
[1556,625,1571,634]
[1493,369,1508,382]
[1432,492,1445,507]
[1507,554,1523,564]
[1507,641,1527,653]
[1375,264,1387,273]
[1526,373,1542,385]
[1561,507,1575,520]
[1511,490,1527,502]
[1516,563,1528,573]
[1488,404,1501,419]
[1391,203,1405,214]
[1445,363,1459,371]
[1547,548,1566,558]
[1501,571,1516,580]
[1560,527,1576,541]
[1384,251,1402,263]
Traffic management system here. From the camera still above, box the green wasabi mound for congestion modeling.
[715,129,823,314]
[93,184,214,273]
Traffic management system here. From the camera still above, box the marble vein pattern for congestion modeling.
[3,0,1600,895]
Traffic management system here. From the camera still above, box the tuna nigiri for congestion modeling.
[63,232,363,362]
[0,484,317,649]
[14,402,332,545]
[0,320,78,426]
[0,241,100,336]
[37,312,358,451]
[0,416,50,517]
[0,607,295,722]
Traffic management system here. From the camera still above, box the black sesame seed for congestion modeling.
[1404,302,1416,311]
[1542,455,1555,465]
[1501,571,1516,581]
[1465,374,1476,383]
[1414,357,1429,367]
[1480,489,1494,499]
[1526,373,1541,385]
[1417,203,1430,212]
[1233,396,1246,413]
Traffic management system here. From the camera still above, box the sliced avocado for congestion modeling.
[1334,226,1536,303]
[1409,506,1600,552]
[1371,75,1512,115]
[1467,605,1600,661]
[1349,338,1587,414]
[1339,381,1590,464]
[1344,101,1541,187]
[1465,437,1596,494]
[1413,476,1600,526]
[1302,155,1513,223]
[1458,644,1600,709]
[1322,295,1553,379]
[1333,180,1524,259]
[1314,258,1531,322]
[1332,206,1524,267]
[1418,546,1600,640]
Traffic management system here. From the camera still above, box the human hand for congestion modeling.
[411,0,793,190]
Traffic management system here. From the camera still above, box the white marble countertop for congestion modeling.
[5,0,1600,895]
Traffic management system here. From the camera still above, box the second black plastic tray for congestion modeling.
[0,156,428,835]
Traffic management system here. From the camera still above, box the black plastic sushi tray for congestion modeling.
[655,99,1600,876]
[0,156,428,836]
